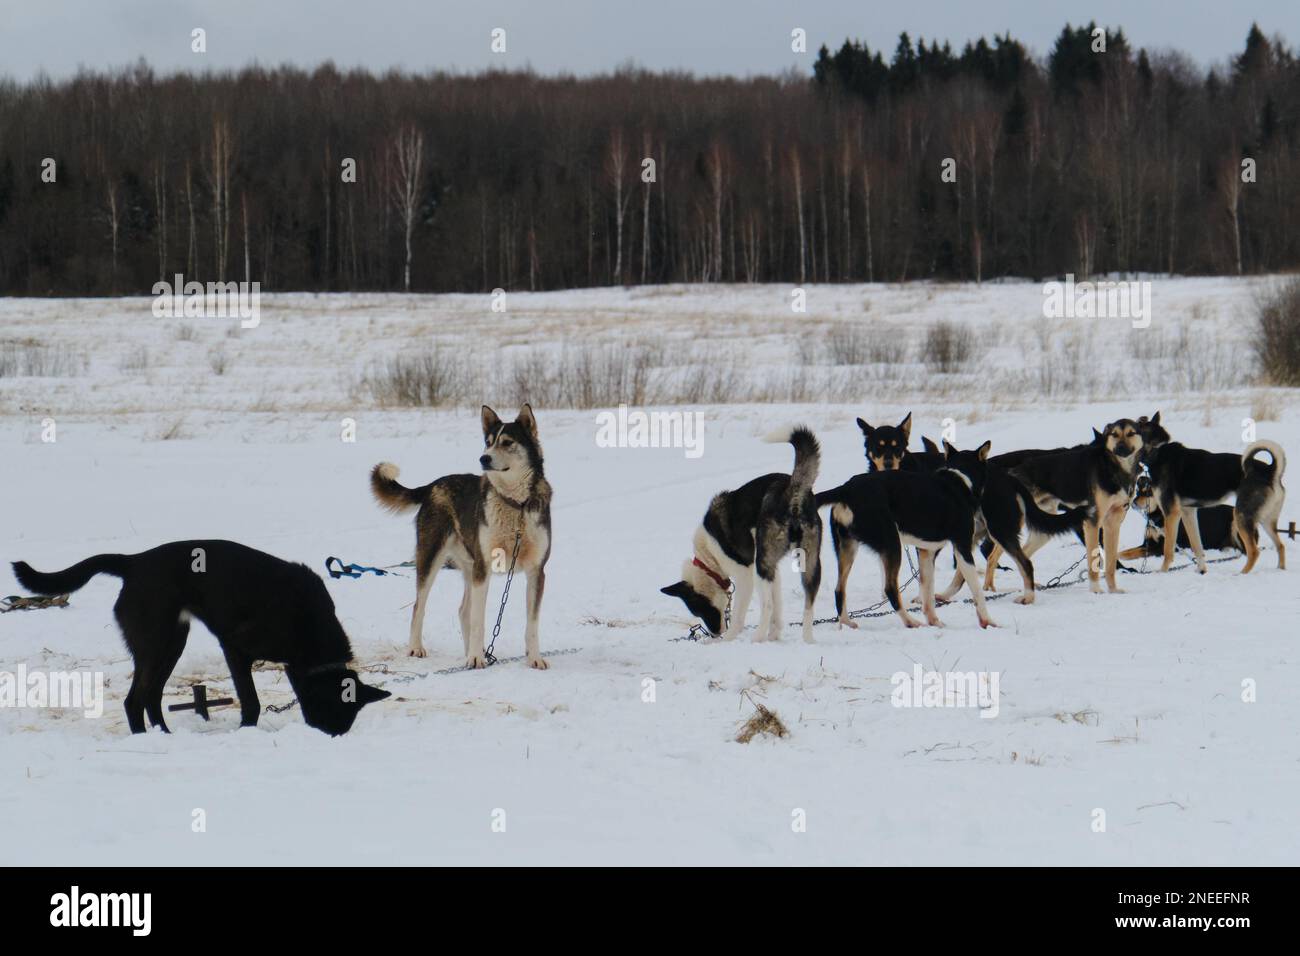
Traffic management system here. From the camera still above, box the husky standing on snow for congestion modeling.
[371,405,553,669]
[660,427,823,643]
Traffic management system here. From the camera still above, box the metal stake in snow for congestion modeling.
[167,684,235,721]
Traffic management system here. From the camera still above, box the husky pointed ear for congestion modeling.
[977,440,991,461]
[516,403,538,438]
[922,436,940,455]
[1092,427,1104,444]
[481,406,502,438]
[1150,411,1161,425]
[898,412,912,442]
[856,417,873,436]
[943,439,957,460]
[660,582,688,599]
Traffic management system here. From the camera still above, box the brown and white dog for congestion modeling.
[371,405,553,669]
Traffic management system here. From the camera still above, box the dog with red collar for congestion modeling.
[661,427,823,643]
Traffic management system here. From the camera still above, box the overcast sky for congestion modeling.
[2,0,1294,81]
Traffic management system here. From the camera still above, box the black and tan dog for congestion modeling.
[1139,438,1287,574]
[816,441,998,629]
[859,413,921,472]
[11,540,391,735]
[661,427,822,643]
[982,412,1166,582]
[852,428,1084,605]
[1122,466,1240,561]
[937,461,1089,605]
[1007,419,1146,594]
[372,405,553,669]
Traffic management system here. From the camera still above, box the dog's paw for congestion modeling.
[979,616,997,629]
[409,646,428,658]
[1107,586,1127,594]
[527,655,549,670]
[1014,593,1035,605]
[925,615,945,628]
[837,617,860,629]
[466,654,487,669]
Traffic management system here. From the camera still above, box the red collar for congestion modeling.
[692,557,731,591]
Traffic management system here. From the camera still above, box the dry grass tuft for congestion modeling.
[736,699,789,743]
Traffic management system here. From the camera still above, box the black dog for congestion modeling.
[817,441,998,629]
[1140,439,1287,573]
[940,463,1088,604]
[12,540,391,735]
[866,436,1083,604]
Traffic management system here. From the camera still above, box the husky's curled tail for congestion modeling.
[1243,440,1287,488]
[369,462,427,514]
[764,425,820,497]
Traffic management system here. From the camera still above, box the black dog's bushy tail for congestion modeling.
[1013,482,1089,536]
[12,554,131,595]
[765,426,820,496]
[815,484,846,510]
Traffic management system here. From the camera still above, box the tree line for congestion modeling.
[0,22,1295,295]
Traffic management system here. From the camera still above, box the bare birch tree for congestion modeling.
[388,126,424,292]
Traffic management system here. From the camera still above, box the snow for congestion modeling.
[1,279,1297,864]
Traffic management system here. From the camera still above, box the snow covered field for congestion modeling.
[2,279,1297,865]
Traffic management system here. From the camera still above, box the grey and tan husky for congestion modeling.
[370,405,553,669]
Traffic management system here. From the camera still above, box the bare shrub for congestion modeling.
[0,341,85,378]
[919,320,978,373]
[174,323,198,342]
[361,348,468,406]
[1254,277,1300,386]
[208,347,231,376]
[660,352,744,405]
[825,325,871,365]
[1172,325,1248,392]
[824,325,908,366]
[156,418,187,441]
[119,345,150,372]
[561,343,653,408]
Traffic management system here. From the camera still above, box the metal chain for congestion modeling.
[669,544,1245,642]
[671,580,734,643]
[484,506,527,666]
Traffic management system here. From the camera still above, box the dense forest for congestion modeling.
[0,22,1296,295]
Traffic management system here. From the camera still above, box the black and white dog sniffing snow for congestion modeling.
[661,427,823,643]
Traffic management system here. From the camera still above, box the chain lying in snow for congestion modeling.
[430,647,582,676]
